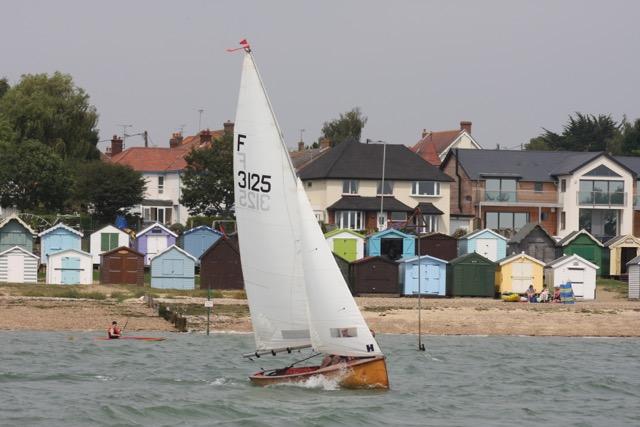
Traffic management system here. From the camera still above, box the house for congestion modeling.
[366,229,415,260]
[107,122,233,225]
[46,249,92,285]
[199,235,244,290]
[415,232,457,261]
[545,254,598,300]
[441,149,637,239]
[298,139,453,233]
[100,246,145,286]
[150,245,196,290]
[324,229,365,262]
[496,252,545,294]
[625,255,640,299]
[412,121,481,166]
[556,229,605,275]
[457,228,507,262]
[507,223,558,263]
[134,222,177,265]
[0,246,38,284]
[604,234,640,277]
[350,256,400,295]
[38,223,83,265]
[177,226,223,263]
[398,255,448,296]
[447,252,497,297]
[89,225,130,264]
[0,216,35,253]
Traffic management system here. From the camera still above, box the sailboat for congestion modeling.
[232,42,389,389]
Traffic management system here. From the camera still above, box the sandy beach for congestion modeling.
[1,284,639,337]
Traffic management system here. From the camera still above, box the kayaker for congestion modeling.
[108,321,121,339]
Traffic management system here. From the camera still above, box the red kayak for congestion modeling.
[95,336,166,341]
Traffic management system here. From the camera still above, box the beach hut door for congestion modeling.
[147,236,166,260]
[567,267,585,297]
[61,257,81,284]
[424,264,440,294]
[335,238,357,262]
[7,253,24,282]
[476,238,497,261]
[511,262,532,293]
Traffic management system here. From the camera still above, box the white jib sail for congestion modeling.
[233,52,311,351]
[296,180,383,357]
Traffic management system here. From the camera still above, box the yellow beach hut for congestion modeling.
[496,252,545,294]
[604,234,640,277]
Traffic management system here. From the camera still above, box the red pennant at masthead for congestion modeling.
[226,39,251,52]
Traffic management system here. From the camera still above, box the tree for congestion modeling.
[0,72,100,160]
[525,113,620,152]
[320,107,367,145]
[0,78,8,98]
[180,133,234,217]
[618,117,640,156]
[0,140,72,211]
[74,161,146,221]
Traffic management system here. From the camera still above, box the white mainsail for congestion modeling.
[234,52,311,351]
[234,49,382,358]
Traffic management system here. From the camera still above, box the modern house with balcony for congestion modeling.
[298,139,453,233]
[441,149,637,241]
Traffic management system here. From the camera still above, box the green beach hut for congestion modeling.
[446,252,497,297]
[324,228,365,262]
[557,229,605,276]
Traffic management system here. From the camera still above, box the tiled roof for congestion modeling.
[415,202,444,215]
[412,129,462,163]
[109,146,191,172]
[299,139,453,182]
[290,147,330,170]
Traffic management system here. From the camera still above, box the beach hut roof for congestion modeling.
[200,235,240,260]
[449,251,496,265]
[547,253,599,270]
[0,245,39,259]
[367,228,413,239]
[38,223,83,238]
[459,228,508,242]
[556,229,604,247]
[626,255,640,266]
[324,228,365,239]
[153,244,197,262]
[603,234,640,248]
[351,256,397,265]
[399,254,447,264]
[181,225,223,236]
[0,215,35,234]
[508,223,555,244]
[101,245,144,258]
[498,252,546,267]
[46,248,91,258]
[417,232,456,240]
[92,224,127,235]
[137,222,178,238]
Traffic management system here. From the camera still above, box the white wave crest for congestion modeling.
[210,377,228,386]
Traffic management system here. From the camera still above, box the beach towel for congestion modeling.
[559,282,575,304]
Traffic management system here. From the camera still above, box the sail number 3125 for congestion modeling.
[237,171,271,193]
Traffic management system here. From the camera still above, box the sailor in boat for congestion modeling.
[318,329,376,368]
[107,321,121,339]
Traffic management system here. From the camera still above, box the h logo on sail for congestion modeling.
[366,344,375,352]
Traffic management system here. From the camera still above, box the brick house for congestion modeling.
[411,121,482,166]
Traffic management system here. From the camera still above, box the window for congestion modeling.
[335,210,363,230]
[143,206,172,224]
[579,180,625,205]
[412,181,440,196]
[158,176,164,194]
[485,178,516,202]
[561,212,566,230]
[485,212,528,231]
[390,211,407,221]
[342,179,358,194]
[579,209,619,238]
[377,180,394,195]
[561,179,566,192]
[415,214,438,233]
[534,182,543,192]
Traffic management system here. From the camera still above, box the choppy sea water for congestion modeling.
[0,332,639,427]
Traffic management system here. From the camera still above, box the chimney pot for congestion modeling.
[320,138,332,149]
[223,120,234,135]
[199,129,213,145]
[110,135,123,156]
[460,121,472,134]
[170,131,183,148]
[298,141,305,151]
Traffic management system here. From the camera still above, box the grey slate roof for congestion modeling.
[448,149,640,182]
[556,229,604,247]
[298,139,453,181]
[509,223,555,244]
[415,202,444,215]
[327,196,414,212]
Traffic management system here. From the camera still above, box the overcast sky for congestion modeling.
[2,0,640,151]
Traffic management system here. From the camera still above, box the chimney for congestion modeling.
[320,138,332,149]
[199,129,213,144]
[298,141,305,151]
[110,135,123,156]
[422,129,428,138]
[223,120,234,135]
[169,132,183,148]
[460,121,472,134]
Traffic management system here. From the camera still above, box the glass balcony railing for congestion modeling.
[577,191,626,206]
[484,191,517,202]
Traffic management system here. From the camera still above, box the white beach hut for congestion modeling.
[625,255,640,300]
[46,249,93,285]
[0,246,39,284]
[90,225,130,264]
[544,254,598,300]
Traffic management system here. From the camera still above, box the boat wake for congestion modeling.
[274,374,342,391]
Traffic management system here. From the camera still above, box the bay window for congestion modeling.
[335,210,363,230]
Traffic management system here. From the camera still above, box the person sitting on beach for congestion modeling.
[539,286,549,303]
[108,321,121,339]
[526,285,537,303]
[553,287,561,302]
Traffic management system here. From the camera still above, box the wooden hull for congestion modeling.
[250,356,389,389]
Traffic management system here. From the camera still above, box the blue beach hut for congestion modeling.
[457,228,507,262]
[38,223,83,265]
[0,216,35,253]
[177,226,223,263]
[398,255,448,296]
[366,229,415,260]
[150,245,196,290]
